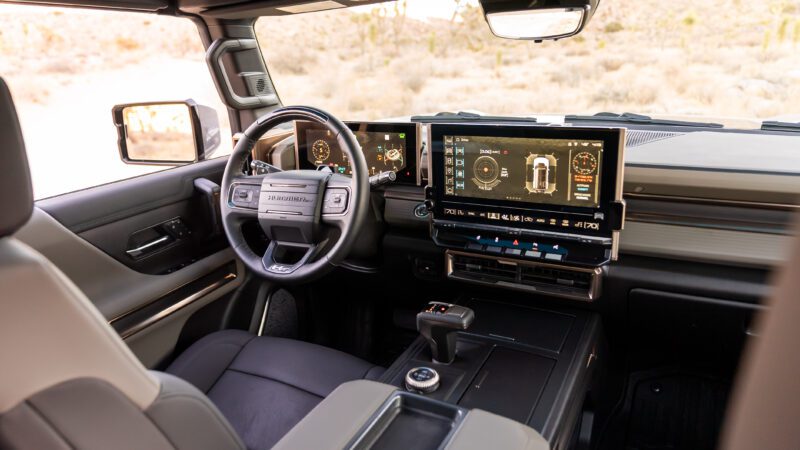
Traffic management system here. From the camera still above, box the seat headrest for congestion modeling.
[0,78,33,237]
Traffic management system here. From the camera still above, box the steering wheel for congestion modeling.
[220,106,369,283]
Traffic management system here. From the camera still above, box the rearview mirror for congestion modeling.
[112,100,221,165]
[480,0,599,41]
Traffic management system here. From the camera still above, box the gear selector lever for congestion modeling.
[417,302,475,364]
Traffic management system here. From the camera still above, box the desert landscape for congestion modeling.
[1,0,799,197]
[257,0,800,121]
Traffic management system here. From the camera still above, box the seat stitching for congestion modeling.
[20,400,74,449]
[146,393,245,448]
[202,334,257,394]
[360,365,380,380]
[223,368,325,399]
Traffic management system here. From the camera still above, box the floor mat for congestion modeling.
[621,369,730,450]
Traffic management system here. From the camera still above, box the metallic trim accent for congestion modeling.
[615,128,626,202]
[445,250,602,302]
[264,210,302,215]
[623,192,800,211]
[610,128,626,261]
[414,122,423,185]
[257,291,272,337]
[434,219,613,245]
[626,212,789,236]
[267,183,308,188]
[125,235,170,257]
[114,272,237,339]
[404,367,440,392]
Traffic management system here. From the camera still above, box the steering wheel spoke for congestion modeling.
[261,240,319,275]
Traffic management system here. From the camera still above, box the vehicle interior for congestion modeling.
[1,0,800,449]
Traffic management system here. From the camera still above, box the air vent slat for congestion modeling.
[448,252,598,301]
[625,130,683,148]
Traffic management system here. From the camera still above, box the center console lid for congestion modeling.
[273,380,549,450]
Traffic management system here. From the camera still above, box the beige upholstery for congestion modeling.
[274,380,550,450]
[273,380,398,450]
[0,238,159,413]
[721,220,800,449]
[445,409,550,450]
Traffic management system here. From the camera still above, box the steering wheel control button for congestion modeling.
[322,188,349,214]
[405,367,440,394]
[231,185,259,209]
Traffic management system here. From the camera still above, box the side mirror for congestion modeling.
[480,0,599,41]
[112,100,221,165]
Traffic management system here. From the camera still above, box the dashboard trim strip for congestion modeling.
[109,264,237,339]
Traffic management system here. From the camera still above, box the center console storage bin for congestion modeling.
[459,348,555,423]
[350,392,464,450]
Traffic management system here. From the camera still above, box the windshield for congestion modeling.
[256,0,800,128]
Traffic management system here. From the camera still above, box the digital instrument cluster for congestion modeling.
[295,121,420,185]
[428,124,626,267]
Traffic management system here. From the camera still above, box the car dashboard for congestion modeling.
[270,117,797,301]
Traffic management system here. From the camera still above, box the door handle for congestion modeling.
[126,235,170,258]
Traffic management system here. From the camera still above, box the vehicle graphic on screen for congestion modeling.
[525,154,557,195]
[531,157,550,193]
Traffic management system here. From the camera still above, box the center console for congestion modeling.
[273,379,549,450]
[426,124,626,301]
[380,300,602,450]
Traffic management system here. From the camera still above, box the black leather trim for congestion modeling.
[0,78,33,238]
[166,330,385,450]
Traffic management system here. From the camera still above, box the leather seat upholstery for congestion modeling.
[168,330,384,449]
[0,76,384,449]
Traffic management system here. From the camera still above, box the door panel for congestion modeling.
[15,158,244,368]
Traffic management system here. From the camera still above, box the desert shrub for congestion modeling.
[114,36,140,52]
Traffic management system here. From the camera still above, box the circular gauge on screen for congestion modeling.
[571,152,598,175]
[473,156,500,184]
[311,139,331,162]
[383,146,404,170]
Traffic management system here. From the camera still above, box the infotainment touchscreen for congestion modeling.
[294,121,420,184]
[429,124,625,238]
[443,135,604,208]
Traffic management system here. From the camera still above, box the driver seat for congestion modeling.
[0,77,383,450]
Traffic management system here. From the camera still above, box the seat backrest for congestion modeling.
[720,220,800,449]
[0,78,244,449]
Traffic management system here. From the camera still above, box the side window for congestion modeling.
[0,5,233,199]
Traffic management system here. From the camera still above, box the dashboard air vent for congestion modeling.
[451,254,517,282]
[520,265,593,291]
[626,130,684,148]
[447,251,601,301]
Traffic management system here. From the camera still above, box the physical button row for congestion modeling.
[465,242,563,262]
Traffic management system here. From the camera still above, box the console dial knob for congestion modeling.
[405,367,440,394]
